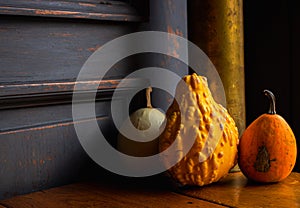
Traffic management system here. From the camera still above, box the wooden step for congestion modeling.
[0,175,226,208]
[2,172,300,207]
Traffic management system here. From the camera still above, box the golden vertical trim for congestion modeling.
[189,0,246,135]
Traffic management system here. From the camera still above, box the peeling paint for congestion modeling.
[167,26,180,58]
[35,9,80,16]
[87,45,101,52]
[49,32,74,37]
[0,4,144,22]
[78,3,97,7]
[0,117,108,136]
[32,159,37,166]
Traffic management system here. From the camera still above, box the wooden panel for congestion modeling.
[179,172,300,207]
[0,79,120,97]
[0,0,196,202]
[0,76,147,199]
[0,78,146,109]
[0,115,116,200]
[0,0,144,22]
[0,101,109,132]
[136,0,189,112]
[0,120,88,200]
[146,0,188,77]
[0,15,137,84]
[0,178,225,207]
[0,12,143,198]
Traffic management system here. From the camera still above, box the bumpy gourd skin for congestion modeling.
[159,73,239,186]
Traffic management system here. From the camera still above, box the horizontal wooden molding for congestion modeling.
[0,0,145,22]
[0,115,109,135]
[0,78,148,110]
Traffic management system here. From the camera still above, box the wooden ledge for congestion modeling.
[0,0,145,22]
[178,172,300,207]
[0,176,224,208]
[0,78,148,110]
[1,172,300,207]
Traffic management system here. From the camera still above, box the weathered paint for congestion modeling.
[0,15,136,84]
[188,0,245,135]
[0,0,144,22]
[0,0,190,200]
[139,0,188,111]
[0,0,146,200]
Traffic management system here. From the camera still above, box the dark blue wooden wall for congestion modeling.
[0,0,189,200]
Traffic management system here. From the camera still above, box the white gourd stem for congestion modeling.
[146,87,153,108]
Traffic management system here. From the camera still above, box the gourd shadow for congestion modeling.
[244,178,279,186]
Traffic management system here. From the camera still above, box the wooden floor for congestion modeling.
[1,172,300,207]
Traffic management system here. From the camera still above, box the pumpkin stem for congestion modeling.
[146,87,153,108]
[264,89,276,114]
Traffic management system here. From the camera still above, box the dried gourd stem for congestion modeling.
[264,89,276,115]
[146,87,153,108]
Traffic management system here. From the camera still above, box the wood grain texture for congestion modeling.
[179,172,300,207]
[0,178,226,208]
[0,15,136,84]
[0,116,115,200]
[0,78,147,109]
[4,172,300,207]
[0,79,145,97]
[0,77,144,199]
[188,0,245,135]
[0,0,192,203]
[0,0,144,22]
[136,0,189,112]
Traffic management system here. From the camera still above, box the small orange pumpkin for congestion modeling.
[238,90,297,183]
